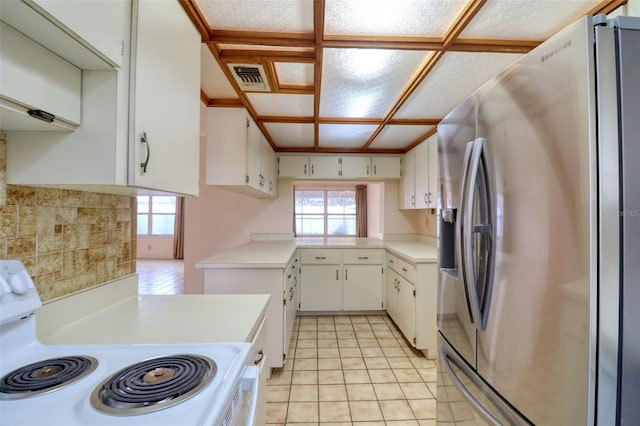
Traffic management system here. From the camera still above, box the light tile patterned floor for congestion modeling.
[266,315,437,425]
[137,259,184,295]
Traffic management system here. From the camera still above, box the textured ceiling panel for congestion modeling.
[395,51,523,119]
[320,48,431,118]
[246,93,314,116]
[275,63,314,86]
[325,0,467,37]
[460,0,597,40]
[264,123,314,148]
[318,124,378,149]
[368,125,434,150]
[200,45,238,99]
[196,0,313,32]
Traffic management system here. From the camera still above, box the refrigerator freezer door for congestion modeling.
[437,334,531,425]
[438,95,479,368]
[616,23,640,426]
[474,16,596,425]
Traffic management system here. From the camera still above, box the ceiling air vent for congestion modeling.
[228,63,271,92]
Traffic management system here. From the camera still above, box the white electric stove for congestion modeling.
[0,260,259,425]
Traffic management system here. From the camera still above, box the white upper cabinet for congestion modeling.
[128,0,200,195]
[277,154,401,180]
[401,149,416,209]
[0,22,81,131]
[400,134,437,209]
[340,156,371,178]
[31,0,129,67]
[206,108,277,198]
[309,156,341,178]
[5,0,201,196]
[371,156,402,178]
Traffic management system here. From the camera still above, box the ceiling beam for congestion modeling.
[313,0,325,151]
[178,0,209,41]
[405,127,438,152]
[209,29,315,47]
[586,0,628,15]
[449,38,540,53]
[205,98,244,108]
[218,49,316,63]
[442,0,487,48]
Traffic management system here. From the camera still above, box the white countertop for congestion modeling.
[37,276,270,345]
[196,240,297,269]
[196,236,437,269]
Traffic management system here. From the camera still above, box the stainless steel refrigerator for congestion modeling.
[436,15,639,426]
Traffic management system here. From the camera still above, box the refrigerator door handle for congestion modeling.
[440,347,501,426]
[457,141,477,324]
[462,138,488,330]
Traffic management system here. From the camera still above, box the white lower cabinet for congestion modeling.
[299,248,384,312]
[202,258,298,371]
[343,264,383,310]
[385,251,437,358]
[299,264,342,311]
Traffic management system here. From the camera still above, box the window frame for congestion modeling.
[136,195,176,237]
[294,187,357,237]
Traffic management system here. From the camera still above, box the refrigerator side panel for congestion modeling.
[616,24,640,426]
[474,17,596,425]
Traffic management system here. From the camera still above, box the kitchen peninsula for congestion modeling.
[196,235,438,372]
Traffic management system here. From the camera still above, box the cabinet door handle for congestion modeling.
[374,165,377,175]
[424,193,429,204]
[315,256,326,260]
[304,164,307,175]
[358,256,369,260]
[389,259,394,264]
[411,195,415,205]
[254,349,264,365]
[402,267,408,272]
[367,164,370,175]
[311,164,315,175]
[345,269,348,280]
[428,192,432,204]
[140,131,151,174]
[336,269,339,280]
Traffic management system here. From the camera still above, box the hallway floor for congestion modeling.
[266,314,437,425]
[137,259,184,295]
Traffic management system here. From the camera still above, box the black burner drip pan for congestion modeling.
[90,354,217,416]
[0,356,98,399]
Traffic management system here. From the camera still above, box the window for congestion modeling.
[295,189,356,237]
[137,196,176,236]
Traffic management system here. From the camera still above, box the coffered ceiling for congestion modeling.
[181,0,626,153]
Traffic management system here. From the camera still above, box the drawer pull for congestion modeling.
[315,256,326,260]
[358,256,369,260]
[254,349,264,365]
[402,267,408,272]
[389,259,394,263]
[287,274,292,279]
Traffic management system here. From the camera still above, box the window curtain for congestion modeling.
[173,197,185,259]
[355,185,367,237]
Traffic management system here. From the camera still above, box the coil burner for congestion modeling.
[0,356,98,399]
[90,354,217,416]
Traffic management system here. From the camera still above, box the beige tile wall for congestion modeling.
[0,134,136,302]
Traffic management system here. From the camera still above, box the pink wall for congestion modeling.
[137,236,174,259]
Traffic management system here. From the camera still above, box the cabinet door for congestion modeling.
[427,136,438,208]
[340,156,371,178]
[260,136,274,194]
[385,269,399,322]
[246,118,263,191]
[299,265,342,311]
[309,156,340,178]
[33,0,128,67]
[401,150,416,209]
[371,156,402,178]
[129,0,200,195]
[414,141,430,209]
[278,155,309,178]
[397,276,416,345]
[343,265,383,310]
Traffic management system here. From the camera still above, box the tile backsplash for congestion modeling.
[0,134,136,302]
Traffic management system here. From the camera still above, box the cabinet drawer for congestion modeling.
[387,252,416,282]
[343,249,383,264]
[300,249,342,264]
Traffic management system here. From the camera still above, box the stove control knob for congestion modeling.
[0,276,11,298]
[8,270,32,295]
